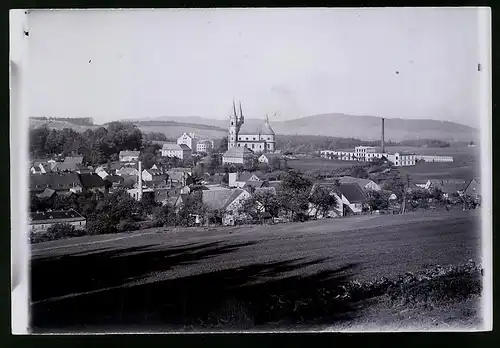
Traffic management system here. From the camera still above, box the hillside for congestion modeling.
[30,113,478,142]
[151,114,478,142]
[29,118,227,140]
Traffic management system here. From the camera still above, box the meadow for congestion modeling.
[31,210,481,331]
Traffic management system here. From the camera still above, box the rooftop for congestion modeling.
[338,183,367,203]
[30,209,85,223]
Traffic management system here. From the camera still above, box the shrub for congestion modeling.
[30,223,86,243]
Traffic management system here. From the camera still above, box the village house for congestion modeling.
[78,173,108,193]
[29,209,86,233]
[119,150,140,162]
[258,153,281,165]
[228,172,261,188]
[307,182,344,219]
[196,139,214,153]
[116,165,140,177]
[201,188,252,226]
[30,172,82,193]
[166,169,193,187]
[30,161,51,175]
[177,132,198,152]
[142,168,166,182]
[103,175,124,192]
[161,143,192,160]
[222,147,255,166]
[338,176,382,192]
[463,178,481,200]
[337,183,369,215]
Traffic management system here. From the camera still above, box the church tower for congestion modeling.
[228,100,238,148]
[228,100,244,148]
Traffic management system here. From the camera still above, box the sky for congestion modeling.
[26,8,485,127]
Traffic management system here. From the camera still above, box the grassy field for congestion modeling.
[287,157,357,173]
[30,210,481,331]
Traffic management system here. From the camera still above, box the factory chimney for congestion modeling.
[138,161,143,201]
[381,118,385,153]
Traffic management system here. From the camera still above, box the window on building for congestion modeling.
[252,144,255,149]
[238,143,240,147]
[253,137,256,140]
[231,121,233,125]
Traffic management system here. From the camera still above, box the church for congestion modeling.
[228,101,276,153]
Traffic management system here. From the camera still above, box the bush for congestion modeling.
[30,223,86,243]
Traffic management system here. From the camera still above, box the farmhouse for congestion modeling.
[202,188,252,226]
[119,150,140,162]
[161,143,192,160]
[338,183,368,215]
[29,209,86,233]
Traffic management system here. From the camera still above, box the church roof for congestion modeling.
[238,119,275,136]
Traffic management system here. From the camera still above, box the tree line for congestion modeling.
[30,117,94,126]
[30,122,143,165]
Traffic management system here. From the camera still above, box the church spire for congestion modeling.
[232,99,237,118]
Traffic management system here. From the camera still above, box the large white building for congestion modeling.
[228,101,276,153]
[177,132,198,152]
[161,143,192,160]
[320,146,416,167]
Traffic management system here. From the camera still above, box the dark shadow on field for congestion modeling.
[31,241,256,303]
[30,239,364,331]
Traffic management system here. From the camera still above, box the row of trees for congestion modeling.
[30,122,143,165]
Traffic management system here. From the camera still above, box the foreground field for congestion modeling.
[31,210,481,331]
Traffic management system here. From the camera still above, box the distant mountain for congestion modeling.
[149,114,478,142]
[31,113,478,143]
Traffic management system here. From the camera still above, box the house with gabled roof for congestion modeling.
[463,178,481,199]
[30,172,82,193]
[201,188,251,226]
[307,182,344,219]
[338,183,368,214]
[78,173,108,193]
[228,171,261,188]
[29,209,86,233]
[338,176,381,192]
[119,150,140,162]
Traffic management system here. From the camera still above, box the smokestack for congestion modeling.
[381,118,385,153]
[138,161,143,201]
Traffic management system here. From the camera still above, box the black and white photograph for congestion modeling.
[10,8,492,333]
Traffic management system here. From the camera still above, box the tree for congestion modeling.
[350,166,369,179]
[269,156,282,171]
[45,223,83,240]
[153,203,177,227]
[240,191,281,222]
[308,186,340,218]
[365,190,392,211]
[177,191,207,226]
[218,137,228,153]
[278,171,313,221]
